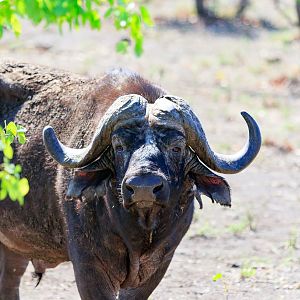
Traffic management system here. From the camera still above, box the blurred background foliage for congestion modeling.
[195,0,300,27]
[0,0,154,56]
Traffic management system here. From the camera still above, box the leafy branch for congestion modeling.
[0,0,154,56]
[0,121,29,205]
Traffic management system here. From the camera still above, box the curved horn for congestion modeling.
[43,95,147,168]
[162,96,261,174]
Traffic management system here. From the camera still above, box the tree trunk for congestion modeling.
[195,0,250,21]
[236,0,250,18]
[296,0,300,27]
[195,0,216,20]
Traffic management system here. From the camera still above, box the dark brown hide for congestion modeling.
[0,62,169,299]
[0,62,259,300]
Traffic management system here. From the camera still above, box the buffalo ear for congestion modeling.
[67,170,110,199]
[191,172,231,208]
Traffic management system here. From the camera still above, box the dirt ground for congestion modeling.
[1,0,300,299]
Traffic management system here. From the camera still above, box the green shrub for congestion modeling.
[0,121,29,205]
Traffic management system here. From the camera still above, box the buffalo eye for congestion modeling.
[115,145,124,153]
[172,146,182,153]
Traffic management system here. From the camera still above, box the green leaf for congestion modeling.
[104,7,114,18]
[4,162,16,175]
[134,37,143,56]
[17,195,24,206]
[89,10,101,29]
[212,273,223,281]
[140,6,154,26]
[116,39,129,54]
[86,0,92,11]
[8,182,18,201]
[17,132,26,144]
[1,121,29,205]
[19,178,29,196]
[6,122,18,136]
[0,188,7,200]
[24,0,42,24]
[10,15,22,36]
[17,125,27,144]
[16,0,26,15]
[3,144,13,159]
[14,164,22,174]
[5,133,15,144]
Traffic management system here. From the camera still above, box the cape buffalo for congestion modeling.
[0,62,261,300]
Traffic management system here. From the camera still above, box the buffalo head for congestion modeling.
[43,94,261,229]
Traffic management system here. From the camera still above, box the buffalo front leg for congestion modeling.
[70,250,119,300]
[65,202,119,300]
[118,258,172,300]
[0,243,29,300]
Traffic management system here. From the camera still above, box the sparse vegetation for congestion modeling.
[193,222,219,238]
[287,229,298,250]
[240,260,256,279]
[212,272,229,297]
[227,212,256,235]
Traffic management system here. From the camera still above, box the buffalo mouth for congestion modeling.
[124,200,166,210]
[124,200,166,230]
[135,206,162,230]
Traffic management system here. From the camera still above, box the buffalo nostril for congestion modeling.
[153,183,163,194]
[123,175,167,203]
[125,184,134,195]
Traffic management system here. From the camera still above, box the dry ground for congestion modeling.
[1,0,300,299]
